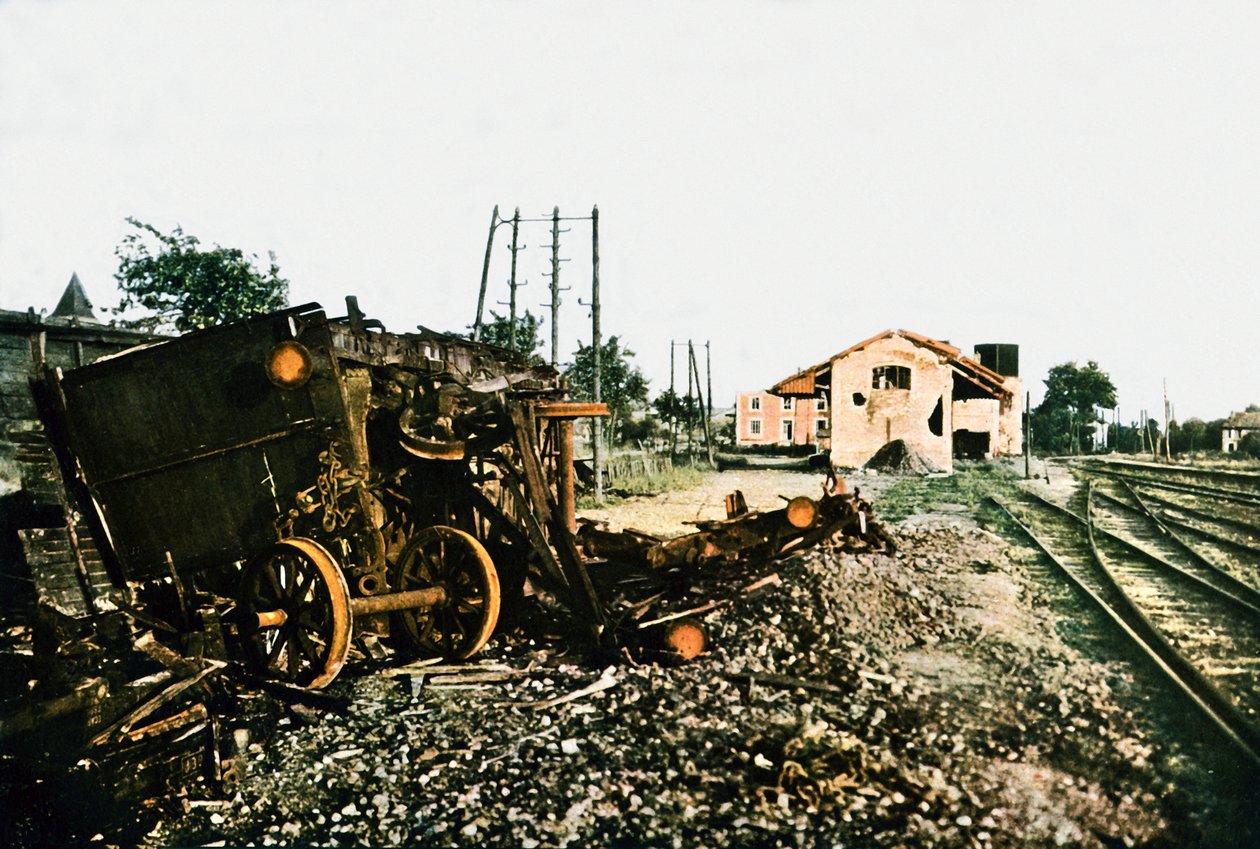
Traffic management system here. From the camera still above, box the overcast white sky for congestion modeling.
[1,1,1257,421]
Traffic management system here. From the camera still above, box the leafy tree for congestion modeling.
[1171,418,1208,454]
[1239,432,1260,459]
[1204,418,1226,453]
[564,335,649,448]
[475,309,545,365]
[114,218,288,332]
[652,389,699,426]
[1031,361,1117,455]
[652,388,701,453]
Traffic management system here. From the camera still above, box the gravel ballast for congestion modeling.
[141,469,1223,848]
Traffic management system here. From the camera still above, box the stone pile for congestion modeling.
[143,524,1191,849]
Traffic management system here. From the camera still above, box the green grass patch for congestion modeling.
[577,462,715,508]
[875,460,1023,524]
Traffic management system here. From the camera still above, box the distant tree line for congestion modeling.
[1031,357,1259,458]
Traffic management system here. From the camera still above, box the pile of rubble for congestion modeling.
[141,522,1193,848]
[863,440,945,475]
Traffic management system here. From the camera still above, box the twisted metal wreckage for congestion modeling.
[1,298,892,813]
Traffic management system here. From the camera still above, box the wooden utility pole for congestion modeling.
[1163,380,1171,460]
[690,341,714,465]
[549,207,561,367]
[1024,391,1031,479]
[705,340,713,422]
[591,205,603,502]
[507,207,522,351]
[686,341,694,459]
[472,205,500,341]
[669,341,677,455]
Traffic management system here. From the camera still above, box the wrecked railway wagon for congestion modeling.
[31,298,608,689]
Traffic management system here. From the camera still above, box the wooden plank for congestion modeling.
[508,403,607,634]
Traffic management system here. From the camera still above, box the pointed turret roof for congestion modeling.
[50,272,98,323]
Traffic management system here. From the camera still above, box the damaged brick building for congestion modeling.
[1,274,155,482]
[767,330,1022,473]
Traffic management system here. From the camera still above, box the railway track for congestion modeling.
[1077,457,1260,500]
[996,484,1260,767]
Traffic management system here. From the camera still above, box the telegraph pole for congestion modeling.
[1024,391,1031,479]
[690,341,713,465]
[705,340,713,422]
[686,341,694,459]
[472,205,501,341]
[591,205,603,501]
[507,208,522,351]
[1163,380,1171,460]
[669,341,677,455]
[549,207,561,366]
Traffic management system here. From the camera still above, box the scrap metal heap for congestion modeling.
[0,297,893,829]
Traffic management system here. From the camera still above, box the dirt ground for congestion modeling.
[137,467,1256,849]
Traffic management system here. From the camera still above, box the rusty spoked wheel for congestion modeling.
[391,525,500,659]
[239,538,351,689]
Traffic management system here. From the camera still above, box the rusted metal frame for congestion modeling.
[556,419,576,534]
[534,402,609,418]
[461,483,536,558]
[484,460,571,592]
[508,403,608,634]
[85,418,325,489]
[348,586,447,616]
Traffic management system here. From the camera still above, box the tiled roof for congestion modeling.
[769,329,1013,400]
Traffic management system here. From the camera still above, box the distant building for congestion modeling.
[734,391,828,448]
[768,329,1022,473]
[1,274,155,477]
[1222,411,1260,453]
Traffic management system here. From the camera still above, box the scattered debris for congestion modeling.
[863,439,946,475]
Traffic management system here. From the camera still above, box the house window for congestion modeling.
[749,419,762,435]
[783,420,794,442]
[872,365,911,390]
[750,396,761,411]
[816,396,827,411]
[783,397,793,411]
[816,418,828,433]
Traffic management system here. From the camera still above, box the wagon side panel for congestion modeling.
[56,313,356,582]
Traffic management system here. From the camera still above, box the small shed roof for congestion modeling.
[1226,411,1260,429]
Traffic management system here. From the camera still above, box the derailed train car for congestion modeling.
[34,298,608,689]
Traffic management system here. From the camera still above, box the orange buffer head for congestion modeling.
[266,340,314,389]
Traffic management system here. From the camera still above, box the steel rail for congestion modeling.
[992,495,1260,768]
[1124,485,1260,543]
[1076,457,1260,493]
[1022,488,1260,622]
[1088,484,1260,616]
[1078,465,1260,509]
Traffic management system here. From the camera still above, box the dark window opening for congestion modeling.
[872,365,911,391]
[953,430,990,459]
[852,392,866,406]
[928,396,943,436]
